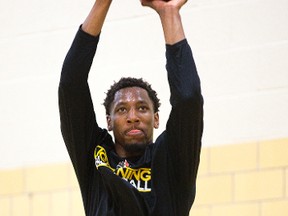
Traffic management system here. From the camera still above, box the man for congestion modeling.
[58,0,203,215]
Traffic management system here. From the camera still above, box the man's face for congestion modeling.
[107,87,159,158]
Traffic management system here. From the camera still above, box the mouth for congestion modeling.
[125,128,144,136]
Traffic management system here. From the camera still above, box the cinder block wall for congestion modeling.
[0,163,84,216]
[190,138,288,216]
[1,137,288,216]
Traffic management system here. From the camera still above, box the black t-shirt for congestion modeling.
[59,28,203,216]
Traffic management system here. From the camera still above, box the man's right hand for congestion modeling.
[140,0,188,15]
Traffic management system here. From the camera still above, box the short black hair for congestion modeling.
[104,77,160,115]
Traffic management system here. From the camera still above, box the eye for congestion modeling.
[117,107,127,113]
[139,106,148,112]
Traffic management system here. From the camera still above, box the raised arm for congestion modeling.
[142,0,203,213]
[58,0,113,205]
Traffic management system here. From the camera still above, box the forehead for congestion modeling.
[113,87,151,104]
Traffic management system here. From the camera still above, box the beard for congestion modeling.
[122,142,148,156]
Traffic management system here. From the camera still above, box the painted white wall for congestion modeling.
[1,0,287,168]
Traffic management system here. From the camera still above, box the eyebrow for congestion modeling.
[114,100,149,106]
[116,98,153,109]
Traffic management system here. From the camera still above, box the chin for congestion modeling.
[123,142,148,155]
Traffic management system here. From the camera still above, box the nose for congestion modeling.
[127,108,139,123]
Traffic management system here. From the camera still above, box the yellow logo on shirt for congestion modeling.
[94,145,151,192]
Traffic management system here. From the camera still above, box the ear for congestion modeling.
[154,112,160,129]
[106,115,113,131]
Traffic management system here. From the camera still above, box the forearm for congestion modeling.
[158,6,185,45]
[140,0,186,44]
[166,40,202,107]
[82,0,112,36]
[60,28,100,85]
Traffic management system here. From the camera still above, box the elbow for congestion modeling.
[179,79,203,104]
[170,88,203,109]
[184,90,203,108]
